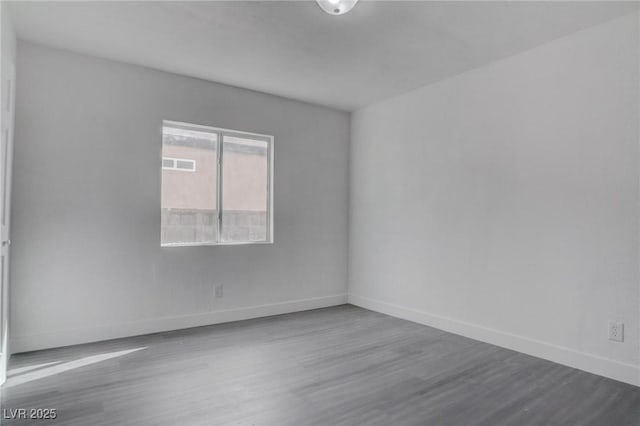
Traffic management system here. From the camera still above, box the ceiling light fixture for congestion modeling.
[316,0,359,16]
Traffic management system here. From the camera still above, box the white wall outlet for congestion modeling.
[608,320,624,342]
[214,284,224,298]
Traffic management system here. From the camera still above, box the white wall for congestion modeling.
[11,42,349,352]
[349,12,640,386]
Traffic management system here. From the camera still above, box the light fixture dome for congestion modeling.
[316,0,359,16]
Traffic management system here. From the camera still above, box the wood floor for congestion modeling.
[2,305,639,425]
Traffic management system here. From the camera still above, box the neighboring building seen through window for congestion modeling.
[161,121,273,246]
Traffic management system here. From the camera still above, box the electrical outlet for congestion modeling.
[214,284,224,298]
[608,320,624,342]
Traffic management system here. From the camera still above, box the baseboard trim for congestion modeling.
[11,293,348,354]
[348,294,640,387]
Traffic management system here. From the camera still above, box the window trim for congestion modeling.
[161,120,274,247]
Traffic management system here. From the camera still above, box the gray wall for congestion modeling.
[1,4,16,62]
[349,12,639,385]
[12,41,349,352]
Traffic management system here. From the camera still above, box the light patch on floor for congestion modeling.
[5,347,146,388]
[8,361,62,377]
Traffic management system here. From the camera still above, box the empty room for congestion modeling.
[0,0,639,424]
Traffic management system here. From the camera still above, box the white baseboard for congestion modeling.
[349,294,640,387]
[11,293,348,354]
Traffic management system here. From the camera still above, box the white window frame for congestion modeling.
[161,120,274,247]
[162,157,197,172]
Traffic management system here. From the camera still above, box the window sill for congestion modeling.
[161,240,273,248]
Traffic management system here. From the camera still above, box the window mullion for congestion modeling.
[216,132,224,243]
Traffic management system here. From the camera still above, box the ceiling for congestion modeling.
[8,1,639,111]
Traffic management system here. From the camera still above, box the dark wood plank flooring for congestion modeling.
[2,305,639,425]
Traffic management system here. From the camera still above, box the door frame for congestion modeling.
[0,53,16,385]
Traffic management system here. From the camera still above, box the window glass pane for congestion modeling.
[221,135,269,243]
[161,125,218,245]
[162,158,174,168]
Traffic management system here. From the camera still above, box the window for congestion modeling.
[161,121,273,246]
